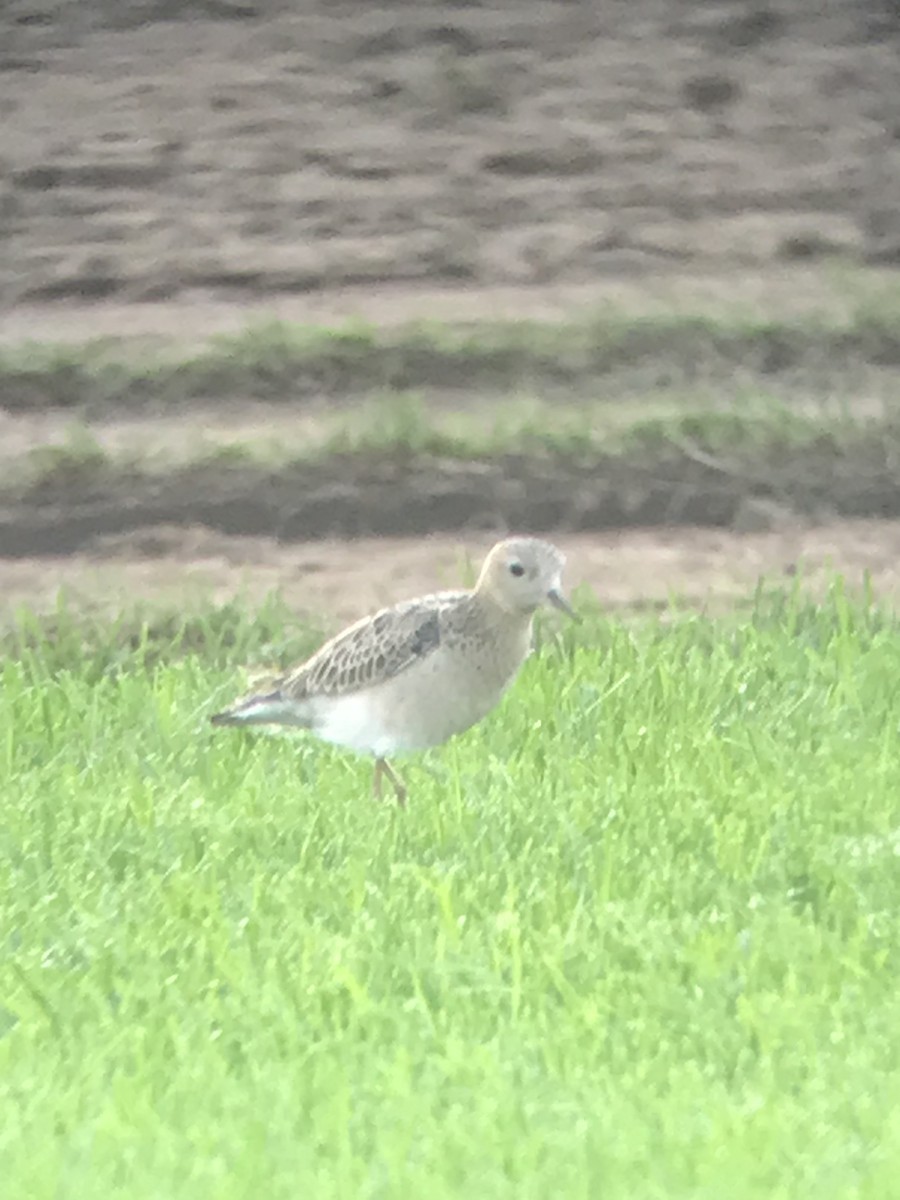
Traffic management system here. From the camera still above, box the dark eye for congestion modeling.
[509,562,525,577]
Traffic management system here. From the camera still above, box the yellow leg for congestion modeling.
[384,760,407,808]
[373,758,407,807]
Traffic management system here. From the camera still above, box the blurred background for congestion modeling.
[1,0,899,620]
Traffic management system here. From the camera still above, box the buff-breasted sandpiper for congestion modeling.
[210,537,576,805]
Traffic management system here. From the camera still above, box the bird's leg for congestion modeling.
[372,758,406,807]
[381,760,407,808]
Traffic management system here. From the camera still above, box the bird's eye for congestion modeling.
[509,562,525,577]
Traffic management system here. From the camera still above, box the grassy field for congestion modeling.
[4,282,900,413]
[4,273,900,555]
[4,304,900,560]
[2,582,899,1199]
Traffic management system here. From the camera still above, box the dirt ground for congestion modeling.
[4,522,900,624]
[3,0,899,309]
[2,0,900,615]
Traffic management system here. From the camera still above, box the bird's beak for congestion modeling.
[547,589,580,622]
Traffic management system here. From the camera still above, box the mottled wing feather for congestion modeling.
[279,596,456,699]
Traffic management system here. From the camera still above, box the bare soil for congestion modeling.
[3,0,899,311]
[5,523,900,625]
[2,0,900,615]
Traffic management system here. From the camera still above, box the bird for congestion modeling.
[210,537,577,806]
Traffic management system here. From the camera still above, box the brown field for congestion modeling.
[2,0,899,615]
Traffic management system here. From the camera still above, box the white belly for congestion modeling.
[311,689,404,757]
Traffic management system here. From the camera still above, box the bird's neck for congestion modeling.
[474,586,533,625]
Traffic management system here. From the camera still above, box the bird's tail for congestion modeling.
[210,691,309,728]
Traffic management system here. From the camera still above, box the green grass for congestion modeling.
[7,284,900,541]
[3,283,900,412]
[2,583,900,1198]
[15,390,891,482]
[13,396,900,537]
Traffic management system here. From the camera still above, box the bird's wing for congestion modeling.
[279,593,464,699]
